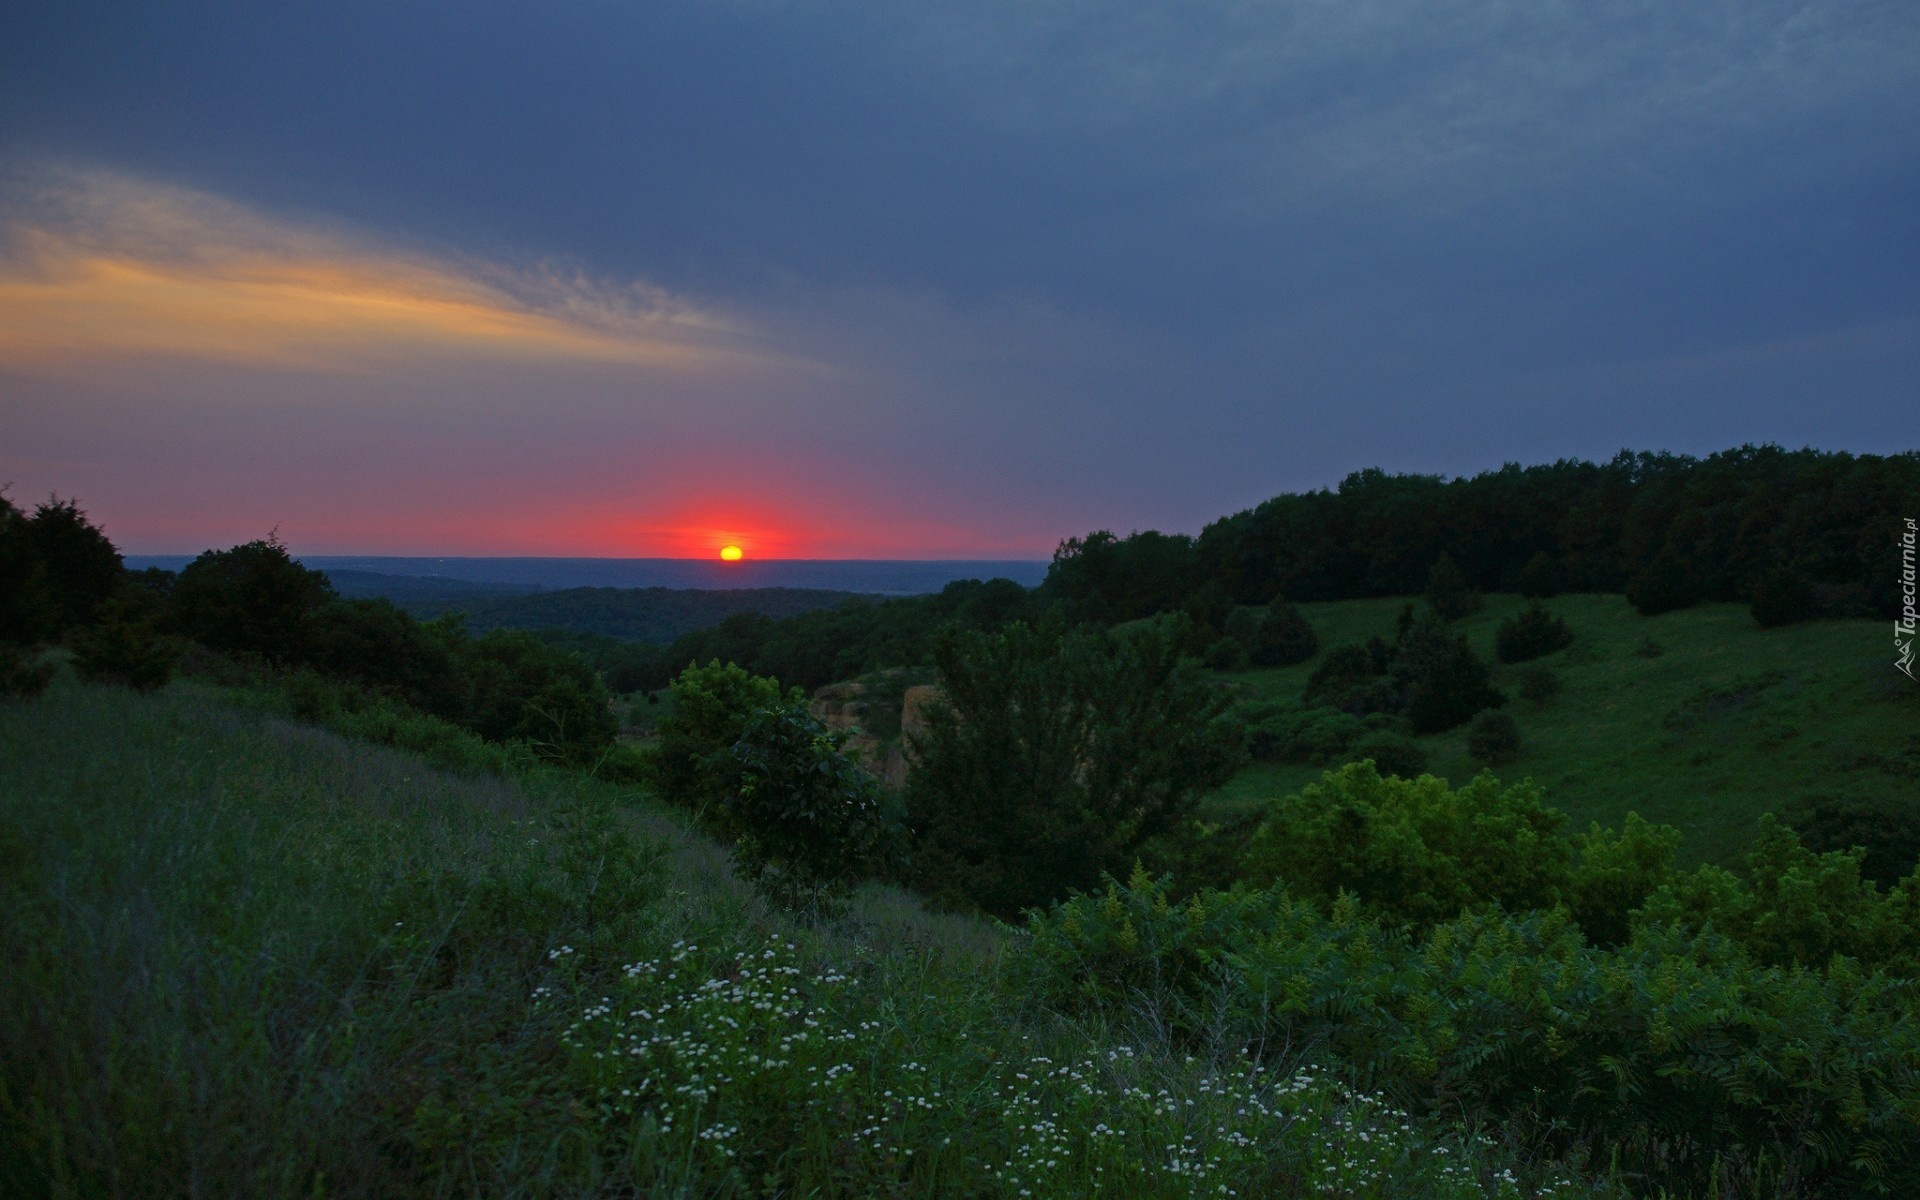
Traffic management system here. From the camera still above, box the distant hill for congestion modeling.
[396,584,864,644]
[320,569,541,602]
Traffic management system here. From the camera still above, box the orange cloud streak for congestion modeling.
[0,169,750,372]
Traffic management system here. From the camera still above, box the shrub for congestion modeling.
[0,644,54,700]
[1247,597,1318,666]
[1423,552,1481,621]
[1639,815,1920,974]
[1750,566,1819,628]
[1301,639,1391,709]
[650,660,797,812]
[1345,730,1427,778]
[1517,665,1561,708]
[1202,635,1248,671]
[1244,762,1570,928]
[69,602,179,692]
[1513,551,1566,598]
[1787,793,1920,889]
[1392,615,1503,734]
[1626,552,1701,616]
[1026,871,1920,1200]
[1494,602,1574,663]
[1566,813,1679,948]
[1465,709,1521,766]
[723,701,890,915]
[906,615,1242,918]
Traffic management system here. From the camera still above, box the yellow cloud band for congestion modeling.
[0,170,740,372]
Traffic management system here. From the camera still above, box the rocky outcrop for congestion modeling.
[809,677,942,790]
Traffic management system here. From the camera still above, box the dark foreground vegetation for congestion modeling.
[3,441,1918,1198]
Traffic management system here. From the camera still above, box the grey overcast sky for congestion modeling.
[2,0,1915,555]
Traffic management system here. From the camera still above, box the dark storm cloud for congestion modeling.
[1,1,1915,552]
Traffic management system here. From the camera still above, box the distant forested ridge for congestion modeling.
[1048,445,1916,623]
[392,584,863,643]
[620,444,1915,692]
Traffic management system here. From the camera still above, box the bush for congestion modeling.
[1787,794,1920,889]
[1244,762,1569,928]
[1423,552,1481,621]
[69,602,179,692]
[1750,566,1819,628]
[1345,730,1427,778]
[1494,602,1574,664]
[1392,615,1503,734]
[723,701,890,915]
[0,496,56,646]
[1026,871,1920,1200]
[650,661,798,812]
[1517,665,1561,708]
[1566,813,1679,948]
[0,644,54,701]
[1465,709,1521,766]
[1202,635,1248,671]
[1247,597,1318,666]
[906,615,1242,918]
[1301,639,1392,710]
[1639,815,1920,974]
[1626,552,1701,616]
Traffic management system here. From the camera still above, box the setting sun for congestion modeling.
[719,545,743,561]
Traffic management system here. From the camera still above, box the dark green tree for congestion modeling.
[906,615,1241,918]
[725,701,890,916]
[1248,596,1318,666]
[23,497,123,634]
[1424,552,1481,621]
[650,660,798,813]
[1391,614,1504,734]
[167,536,336,664]
[1466,709,1522,766]
[1495,602,1574,663]
[1749,566,1818,628]
[0,495,56,646]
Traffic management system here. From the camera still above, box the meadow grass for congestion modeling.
[0,674,1621,1198]
[1204,595,1916,866]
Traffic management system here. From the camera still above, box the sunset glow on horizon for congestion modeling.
[718,545,743,561]
[2,3,1911,560]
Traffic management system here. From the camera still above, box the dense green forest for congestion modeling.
[389,581,864,644]
[3,443,1918,1197]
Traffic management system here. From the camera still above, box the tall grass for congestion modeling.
[1,676,1619,1197]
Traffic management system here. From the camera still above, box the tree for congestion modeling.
[1248,596,1318,666]
[1424,552,1481,621]
[1466,709,1521,766]
[724,701,890,916]
[906,615,1241,918]
[650,660,797,813]
[1243,762,1570,929]
[24,497,124,633]
[1392,614,1504,734]
[166,536,335,664]
[0,495,55,646]
[1495,602,1574,663]
[1749,567,1818,628]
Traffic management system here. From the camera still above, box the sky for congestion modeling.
[2,1,1916,558]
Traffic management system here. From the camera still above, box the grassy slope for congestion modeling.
[0,676,1611,1199]
[1204,594,1917,867]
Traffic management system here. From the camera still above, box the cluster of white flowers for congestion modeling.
[539,937,1593,1198]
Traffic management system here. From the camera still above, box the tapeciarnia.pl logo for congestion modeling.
[1899,517,1916,680]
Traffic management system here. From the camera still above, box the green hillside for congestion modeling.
[1203,594,1915,867]
[0,676,1613,1198]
